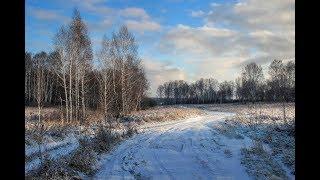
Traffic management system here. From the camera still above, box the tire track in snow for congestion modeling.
[95,124,181,179]
[94,110,250,179]
[152,151,175,180]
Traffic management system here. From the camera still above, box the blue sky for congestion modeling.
[26,0,295,96]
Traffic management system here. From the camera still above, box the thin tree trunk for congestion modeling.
[44,74,48,103]
[48,82,53,104]
[121,60,126,116]
[69,61,73,122]
[283,100,287,124]
[104,76,107,118]
[135,91,141,111]
[112,61,118,117]
[60,97,64,124]
[63,74,69,123]
[38,105,41,124]
[81,76,86,123]
[75,73,79,122]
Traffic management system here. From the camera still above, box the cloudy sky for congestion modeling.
[25,0,295,97]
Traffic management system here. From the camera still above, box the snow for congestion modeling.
[25,104,294,179]
[94,111,252,179]
[25,134,76,157]
[25,134,79,174]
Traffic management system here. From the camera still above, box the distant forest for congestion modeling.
[157,60,295,105]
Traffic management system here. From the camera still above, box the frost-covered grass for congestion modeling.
[191,102,295,120]
[26,124,136,179]
[211,103,295,179]
[126,106,205,124]
[241,141,288,180]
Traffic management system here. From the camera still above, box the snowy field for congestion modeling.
[25,103,295,179]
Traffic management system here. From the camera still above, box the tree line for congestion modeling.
[25,9,148,124]
[157,60,295,105]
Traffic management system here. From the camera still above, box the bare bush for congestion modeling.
[69,138,97,174]
[92,126,121,154]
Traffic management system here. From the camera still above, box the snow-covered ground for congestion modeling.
[94,111,253,180]
[25,134,79,174]
[25,104,294,179]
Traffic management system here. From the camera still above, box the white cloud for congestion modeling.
[159,0,294,74]
[120,8,162,33]
[29,7,68,22]
[210,3,220,7]
[70,0,114,16]
[125,19,161,33]
[159,24,238,57]
[161,8,167,13]
[190,10,205,17]
[69,1,161,33]
[120,8,150,20]
[142,58,188,96]
[88,18,113,32]
[206,0,294,33]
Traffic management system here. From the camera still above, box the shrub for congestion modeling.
[124,124,137,138]
[31,155,76,180]
[69,138,97,174]
[92,126,121,154]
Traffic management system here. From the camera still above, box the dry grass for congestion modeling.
[127,106,206,123]
[25,107,61,122]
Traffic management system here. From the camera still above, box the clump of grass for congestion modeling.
[281,148,295,175]
[123,124,138,138]
[215,121,244,140]
[29,155,76,180]
[241,141,287,180]
[92,126,121,154]
[46,124,69,140]
[69,138,98,175]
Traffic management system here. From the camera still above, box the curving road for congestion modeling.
[94,111,252,180]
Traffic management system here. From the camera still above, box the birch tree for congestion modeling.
[53,26,70,123]
[33,52,47,124]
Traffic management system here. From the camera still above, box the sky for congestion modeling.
[25,0,295,97]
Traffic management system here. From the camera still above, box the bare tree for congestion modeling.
[241,63,264,104]
[53,26,70,123]
[68,8,93,122]
[25,52,33,105]
[96,25,148,119]
[33,52,47,124]
[218,81,234,103]
[268,59,295,123]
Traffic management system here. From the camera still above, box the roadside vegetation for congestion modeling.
[211,103,295,179]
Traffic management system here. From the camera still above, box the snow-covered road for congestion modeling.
[94,111,252,180]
